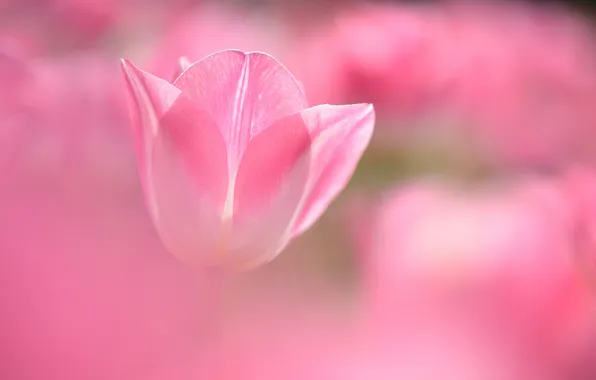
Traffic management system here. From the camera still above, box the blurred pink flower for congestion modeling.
[0,23,46,58]
[295,1,596,168]
[122,49,375,270]
[0,0,121,50]
[436,2,596,168]
[560,166,596,296]
[0,52,135,191]
[351,177,595,377]
[294,2,441,110]
[48,0,124,42]
[183,250,559,380]
[333,313,555,380]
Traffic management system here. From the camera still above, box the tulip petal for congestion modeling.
[228,112,312,269]
[173,50,308,169]
[291,104,376,236]
[121,59,229,266]
[121,59,181,197]
[151,99,230,265]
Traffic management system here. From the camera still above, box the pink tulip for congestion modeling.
[121,49,375,270]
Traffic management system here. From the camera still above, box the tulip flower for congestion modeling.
[121,49,375,270]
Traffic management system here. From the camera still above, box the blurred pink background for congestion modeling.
[4,0,596,379]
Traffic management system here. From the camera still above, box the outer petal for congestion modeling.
[121,60,229,266]
[173,50,308,169]
[227,112,312,270]
[291,104,376,237]
[121,59,180,195]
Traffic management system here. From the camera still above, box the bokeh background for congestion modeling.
[4,0,596,379]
